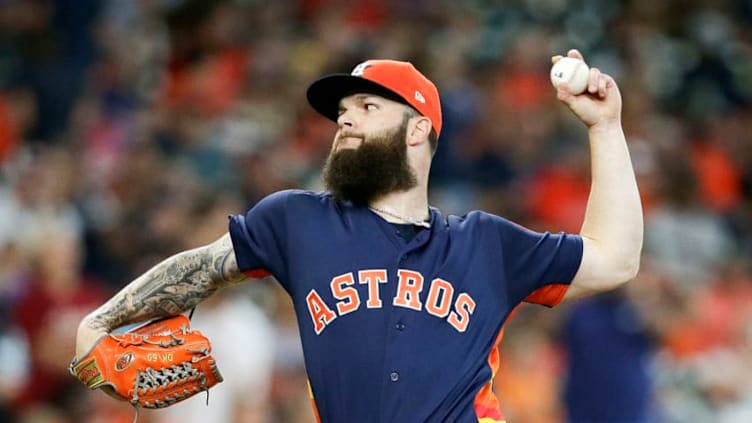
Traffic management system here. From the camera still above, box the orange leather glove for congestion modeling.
[70,315,223,409]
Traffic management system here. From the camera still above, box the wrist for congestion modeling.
[75,317,108,357]
[588,118,622,135]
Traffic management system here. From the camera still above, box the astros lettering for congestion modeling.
[305,269,477,335]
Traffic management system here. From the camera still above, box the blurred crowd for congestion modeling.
[0,0,750,422]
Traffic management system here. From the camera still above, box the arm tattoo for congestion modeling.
[86,233,247,332]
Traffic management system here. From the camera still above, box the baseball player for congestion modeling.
[74,50,643,422]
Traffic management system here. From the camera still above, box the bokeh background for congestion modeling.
[1,0,751,422]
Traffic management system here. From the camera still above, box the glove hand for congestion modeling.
[74,318,107,361]
[70,315,223,409]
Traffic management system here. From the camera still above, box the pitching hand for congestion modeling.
[552,49,622,130]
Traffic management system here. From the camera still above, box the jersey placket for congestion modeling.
[377,227,432,420]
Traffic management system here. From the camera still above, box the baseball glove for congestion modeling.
[70,314,223,409]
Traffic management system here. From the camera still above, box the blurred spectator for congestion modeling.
[496,329,564,423]
[560,287,659,423]
[0,87,36,162]
[645,149,735,286]
[0,243,30,422]
[10,226,106,421]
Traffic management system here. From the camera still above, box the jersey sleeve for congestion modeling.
[497,217,583,307]
[228,190,291,281]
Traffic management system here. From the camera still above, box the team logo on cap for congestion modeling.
[351,62,372,77]
[414,90,426,104]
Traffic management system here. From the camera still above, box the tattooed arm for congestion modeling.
[75,233,246,358]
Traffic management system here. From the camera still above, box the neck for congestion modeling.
[369,188,430,225]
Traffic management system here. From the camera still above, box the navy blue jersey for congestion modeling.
[229,190,582,423]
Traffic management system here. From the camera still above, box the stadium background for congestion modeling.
[0,0,750,422]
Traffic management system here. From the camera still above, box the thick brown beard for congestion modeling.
[322,116,417,205]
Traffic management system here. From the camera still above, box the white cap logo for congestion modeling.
[414,90,426,103]
[351,62,371,77]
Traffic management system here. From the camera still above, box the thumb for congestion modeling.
[75,320,108,359]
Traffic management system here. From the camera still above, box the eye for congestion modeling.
[365,103,378,111]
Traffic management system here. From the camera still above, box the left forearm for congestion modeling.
[75,233,245,358]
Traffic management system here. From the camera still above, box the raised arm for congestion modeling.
[556,50,644,300]
[74,232,246,357]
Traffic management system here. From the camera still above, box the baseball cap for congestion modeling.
[306,59,442,137]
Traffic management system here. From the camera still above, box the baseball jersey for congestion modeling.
[229,189,583,423]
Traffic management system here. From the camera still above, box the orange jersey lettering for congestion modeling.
[425,278,454,318]
[331,273,361,315]
[448,292,476,332]
[306,289,337,335]
[359,269,388,308]
[393,269,424,311]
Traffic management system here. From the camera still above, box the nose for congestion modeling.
[337,110,354,129]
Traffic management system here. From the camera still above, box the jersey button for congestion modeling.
[395,322,406,331]
[390,371,400,382]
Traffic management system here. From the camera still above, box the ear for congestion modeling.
[407,116,432,147]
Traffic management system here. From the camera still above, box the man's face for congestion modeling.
[322,93,417,205]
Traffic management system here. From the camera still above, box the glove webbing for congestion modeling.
[132,362,207,408]
[127,310,211,423]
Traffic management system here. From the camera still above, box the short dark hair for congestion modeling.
[404,107,438,156]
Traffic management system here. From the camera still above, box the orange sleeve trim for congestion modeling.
[524,283,569,307]
[473,324,507,422]
[307,379,322,423]
[243,269,272,279]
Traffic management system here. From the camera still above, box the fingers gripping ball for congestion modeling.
[550,57,589,95]
[70,315,223,409]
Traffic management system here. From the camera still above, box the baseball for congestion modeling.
[550,57,589,95]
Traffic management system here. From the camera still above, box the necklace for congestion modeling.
[369,206,431,228]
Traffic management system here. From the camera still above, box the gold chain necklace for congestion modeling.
[369,206,431,228]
